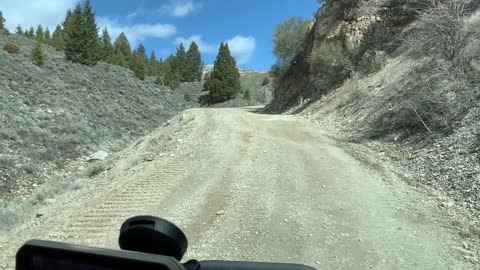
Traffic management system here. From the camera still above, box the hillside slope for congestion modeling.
[267,0,480,261]
[0,33,195,201]
[201,64,273,107]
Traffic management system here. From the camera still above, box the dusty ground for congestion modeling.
[0,108,474,269]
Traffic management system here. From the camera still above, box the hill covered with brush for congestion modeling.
[0,33,197,201]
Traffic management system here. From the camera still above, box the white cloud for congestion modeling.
[174,35,217,54]
[226,36,256,65]
[126,12,138,20]
[0,0,78,31]
[97,17,177,47]
[160,0,201,17]
[173,35,257,65]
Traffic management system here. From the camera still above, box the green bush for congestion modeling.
[273,17,311,67]
[85,161,106,178]
[155,75,165,86]
[309,41,354,86]
[31,42,47,66]
[243,90,251,101]
[184,93,192,102]
[3,42,20,54]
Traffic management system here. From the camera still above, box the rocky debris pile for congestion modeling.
[0,33,195,200]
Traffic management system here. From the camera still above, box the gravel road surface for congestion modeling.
[0,108,471,269]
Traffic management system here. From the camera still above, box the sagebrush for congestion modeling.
[3,42,20,54]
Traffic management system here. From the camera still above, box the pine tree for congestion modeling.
[44,27,51,43]
[112,32,131,67]
[186,41,202,81]
[206,43,241,103]
[113,32,131,57]
[64,5,82,61]
[64,1,100,66]
[131,55,146,80]
[148,51,158,76]
[175,43,187,82]
[157,54,180,89]
[35,25,44,42]
[203,73,216,92]
[100,27,114,61]
[31,42,47,66]
[51,24,65,51]
[82,0,100,65]
[0,11,5,32]
[130,44,147,80]
[28,27,35,38]
[15,25,23,35]
[136,43,147,60]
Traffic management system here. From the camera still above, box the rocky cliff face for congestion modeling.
[267,0,389,112]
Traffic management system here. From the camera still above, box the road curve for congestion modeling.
[0,108,471,269]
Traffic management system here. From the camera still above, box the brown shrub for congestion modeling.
[3,42,20,54]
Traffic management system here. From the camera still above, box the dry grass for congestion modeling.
[0,175,87,231]
[3,41,19,54]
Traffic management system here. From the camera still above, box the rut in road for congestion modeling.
[0,108,473,270]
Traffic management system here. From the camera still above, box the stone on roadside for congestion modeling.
[87,150,109,162]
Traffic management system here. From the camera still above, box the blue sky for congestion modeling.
[0,0,320,71]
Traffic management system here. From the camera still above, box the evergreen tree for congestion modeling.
[131,55,146,80]
[148,51,158,76]
[31,42,47,66]
[100,27,114,61]
[206,43,241,103]
[113,32,131,56]
[112,32,131,67]
[136,43,147,60]
[156,54,179,89]
[175,43,187,82]
[0,11,5,32]
[44,27,51,43]
[82,0,100,65]
[51,24,65,51]
[15,25,23,35]
[64,5,82,61]
[203,73,216,92]
[186,41,202,81]
[35,25,44,42]
[64,1,100,66]
[130,44,147,80]
[28,27,35,38]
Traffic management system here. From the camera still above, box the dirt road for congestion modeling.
[0,108,472,269]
